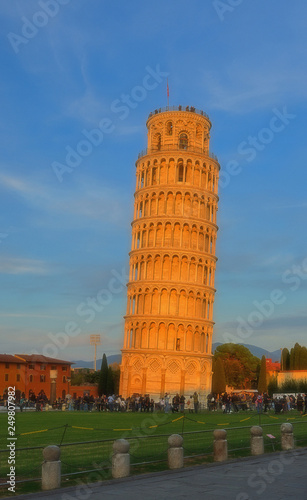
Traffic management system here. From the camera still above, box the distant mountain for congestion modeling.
[73,344,281,369]
[72,354,122,369]
[212,342,281,362]
[107,354,122,365]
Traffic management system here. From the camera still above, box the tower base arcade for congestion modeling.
[119,350,212,401]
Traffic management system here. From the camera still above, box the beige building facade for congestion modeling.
[277,370,307,386]
[119,106,220,400]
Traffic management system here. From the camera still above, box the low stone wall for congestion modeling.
[41,423,295,491]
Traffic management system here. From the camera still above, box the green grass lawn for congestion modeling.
[0,408,307,497]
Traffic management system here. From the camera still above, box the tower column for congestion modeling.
[141,367,148,395]
[180,370,186,395]
[160,368,166,397]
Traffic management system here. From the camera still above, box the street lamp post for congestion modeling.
[90,335,101,371]
[50,370,57,406]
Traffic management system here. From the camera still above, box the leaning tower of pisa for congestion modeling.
[119,106,220,400]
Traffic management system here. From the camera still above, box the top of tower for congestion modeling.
[147,105,211,123]
[139,105,217,161]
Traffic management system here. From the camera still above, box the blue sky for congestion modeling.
[0,0,307,362]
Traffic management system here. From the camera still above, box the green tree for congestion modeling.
[85,371,100,384]
[281,348,290,370]
[71,368,95,386]
[106,366,114,395]
[212,357,226,395]
[98,353,108,396]
[290,343,301,370]
[289,347,294,369]
[267,376,278,397]
[70,372,84,386]
[110,362,121,395]
[300,346,307,369]
[258,355,267,394]
[214,344,260,389]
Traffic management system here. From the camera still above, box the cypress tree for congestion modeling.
[212,357,226,395]
[300,346,307,369]
[281,348,290,370]
[290,347,294,370]
[98,353,108,397]
[258,355,267,394]
[293,343,301,369]
[106,366,114,395]
[267,376,278,397]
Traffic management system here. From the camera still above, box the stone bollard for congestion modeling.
[112,439,130,478]
[168,434,184,469]
[42,445,61,490]
[250,426,264,455]
[281,423,294,450]
[213,429,228,462]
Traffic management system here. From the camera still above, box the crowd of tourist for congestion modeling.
[207,392,307,414]
[2,390,307,414]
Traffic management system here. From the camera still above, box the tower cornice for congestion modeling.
[146,106,212,128]
[136,146,219,165]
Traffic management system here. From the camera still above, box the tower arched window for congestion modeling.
[152,133,161,151]
[166,121,173,135]
[178,162,184,182]
[179,133,188,150]
[152,167,157,185]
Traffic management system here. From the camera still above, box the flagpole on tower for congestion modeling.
[167,79,169,109]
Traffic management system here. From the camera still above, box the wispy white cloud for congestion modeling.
[214,312,307,352]
[0,173,32,194]
[66,88,110,125]
[115,125,143,136]
[0,313,58,318]
[202,64,307,113]
[271,202,307,210]
[0,171,131,226]
[0,257,51,275]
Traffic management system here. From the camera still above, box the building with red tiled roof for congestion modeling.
[0,354,73,403]
[266,358,281,376]
[14,354,71,365]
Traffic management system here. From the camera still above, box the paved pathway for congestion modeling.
[11,448,307,500]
